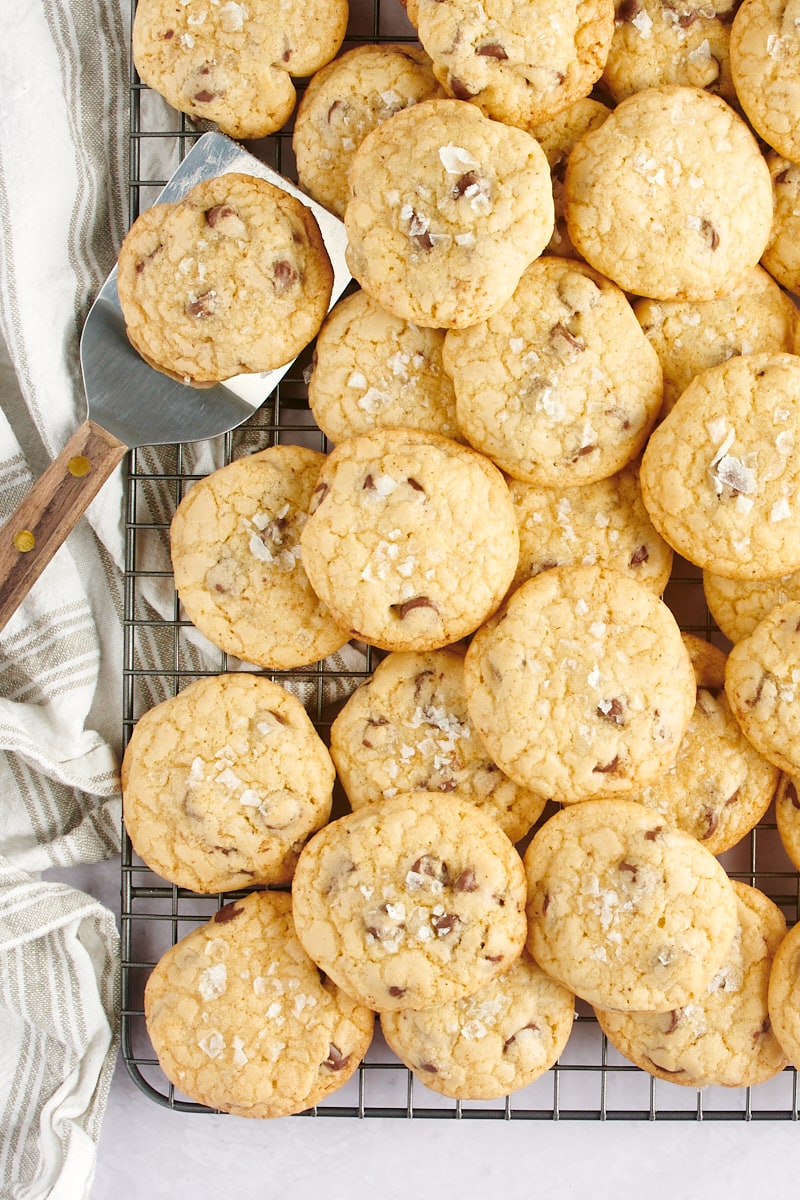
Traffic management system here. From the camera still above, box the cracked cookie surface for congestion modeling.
[380,949,574,1100]
[640,353,800,580]
[703,566,800,643]
[724,599,800,774]
[122,673,335,892]
[290,791,528,1012]
[564,84,773,300]
[627,635,779,855]
[117,172,333,383]
[761,153,800,292]
[508,461,673,595]
[595,882,787,1087]
[299,428,519,651]
[170,445,351,670]
[132,0,347,140]
[329,648,547,843]
[524,799,739,1011]
[307,289,460,445]
[144,891,374,1118]
[405,0,614,128]
[442,255,663,486]
[344,98,554,328]
[293,43,446,219]
[730,0,800,165]
[463,565,695,805]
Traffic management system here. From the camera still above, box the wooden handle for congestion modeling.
[0,419,127,630]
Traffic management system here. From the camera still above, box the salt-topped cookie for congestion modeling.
[405,0,615,128]
[595,882,787,1087]
[344,98,555,328]
[291,791,529,1012]
[133,0,348,140]
[122,674,335,892]
[144,891,374,1117]
[761,153,800,293]
[564,85,773,300]
[380,950,574,1100]
[640,353,800,580]
[463,565,695,805]
[524,799,740,1012]
[117,172,333,383]
[730,0,800,165]
[329,648,547,843]
[442,255,663,486]
[299,428,519,652]
[703,566,800,643]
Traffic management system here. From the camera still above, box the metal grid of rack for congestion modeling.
[120,0,800,1119]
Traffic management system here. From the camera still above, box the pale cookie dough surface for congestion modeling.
[293,44,445,219]
[170,446,351,669]
[564,85,773,300]
[628,634,780,854]
[463,565,695,805]
[509,462,673,594]
[730,0,800,165]
[405,0,614,128]
[603,0,740,103]
[344,99,555,329]
[640,353,800,580]
[122,674,335,892]
[117,173,333,383]
[329,648,547,843]
[443,256,662,486]
[299,428,519,652]
[767,917,800,1069]
[761,153,800,292]
[774,772,800,871]
[634,265,799,415]
[132,0,348,139]
[380,950,574,1100]
[307,290,460,445]
[144,891,374,1118]
[524,799,739,1012]
[724,599,800,774]
[703,565,800,642]
[529,97,611,259]
[595,882,787,1087]
[290,791,528,1012]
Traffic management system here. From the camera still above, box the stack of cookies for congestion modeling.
[121,0,800,1115]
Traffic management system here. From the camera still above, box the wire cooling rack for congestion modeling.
[120,0,800,1120]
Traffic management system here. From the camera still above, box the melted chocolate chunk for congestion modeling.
[323,1044,350,1071]
[185,291,217,318]
[617,0,643,20]
[273,260,299,291]
[388,986,406,998]
[453,867,478,893]
[390,596,439,620]
[205,204,236,228]
[701,218,720,250]
[593,755,621,775]
[410,854,450,885]
[629,544,649,567]
[597,697,625,725]
[477,42,508,58]
[194,89,217,103]
[213,901,244,924]
[449,76,477,100]
[503,1022,539,1050]
[431,912,462,937]
[551,322,585,351]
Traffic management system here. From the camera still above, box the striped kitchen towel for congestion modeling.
[0,1,130,1196]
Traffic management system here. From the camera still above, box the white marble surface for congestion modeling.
[51,857,800,1200]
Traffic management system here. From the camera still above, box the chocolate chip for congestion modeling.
[185,291,217,318]
[390,596,439,620]
[701,808,719,840]
[406,477,425,492]
[645,826,663,841]
[476,42,508,58]
[327,99,343,122]
[412,230,434,252]
[573,444,597,459]
[431,912,462,937]
[747,673,768,707]
[629,544,649,567]
[678,10,700,27]
[323,1044,350,1071]
[551,322,585,351]
[597,697,625,725]
[542,892,550,914]
[205,204,236,228]
[363,473,375,490]
[193,90,216,103]
[619,860,638,879]
[419,1061,439,1073]
[267,708,288,725]
[309,481,329,513]
[413,669,436,698]
[616,0,642,20]
[449,77,476,100]
[388,986,406,997]
[164,28,174,38]
[454,867,478,892]
[644,1057,684,1075]
[503,1022,539,1050]
[593,755,621,774]
[273,260,298,291]
[701,219,720,250]
[725,789,739,808]
[410,854,450,885]
[452,170,480,199]
[753,1016,771,1043]
[213,901,243,924]
[665,1010,680,1034]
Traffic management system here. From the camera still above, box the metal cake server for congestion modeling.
[0,131,350,629]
